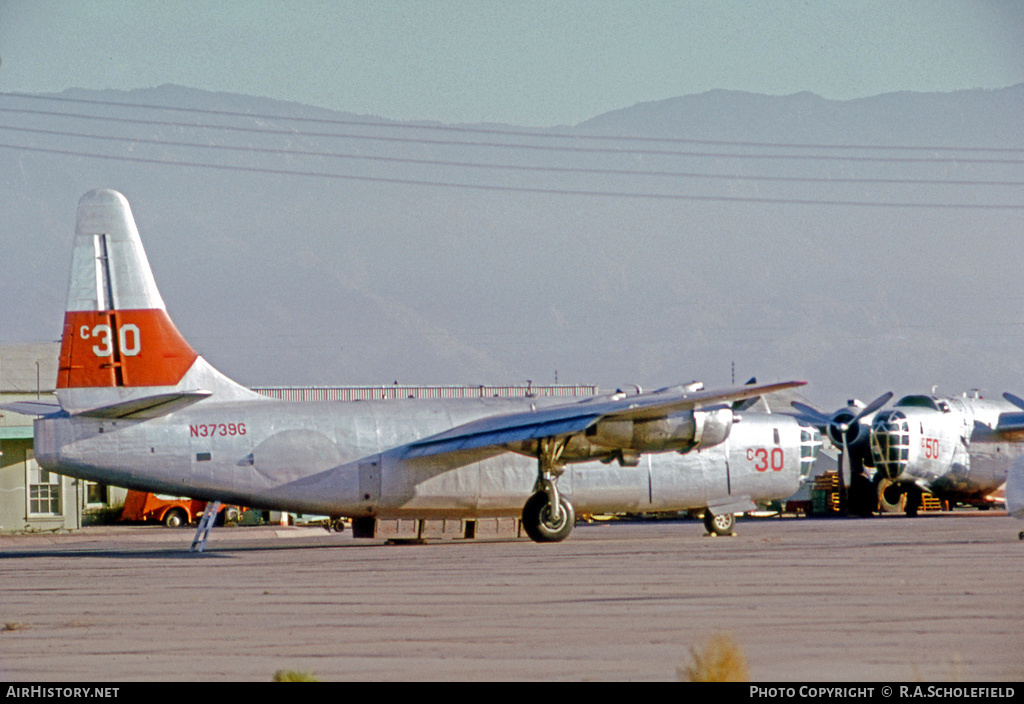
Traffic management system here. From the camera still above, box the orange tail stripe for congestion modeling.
[58,309,199,388]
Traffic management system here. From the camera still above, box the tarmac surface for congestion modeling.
[0,512,1021,682]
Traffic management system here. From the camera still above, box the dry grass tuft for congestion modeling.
[272,669,319,682]
[678,632,749,682]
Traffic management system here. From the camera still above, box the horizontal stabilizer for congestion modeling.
[76,390,212,419]
[0,400,63,417]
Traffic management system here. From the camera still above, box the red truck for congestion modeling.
[120,491,240,527]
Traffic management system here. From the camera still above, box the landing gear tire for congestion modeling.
[876,478,903,514]
[521,491,575,543]
[703,510,735,536]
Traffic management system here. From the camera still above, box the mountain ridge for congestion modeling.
[1,84,1021,408]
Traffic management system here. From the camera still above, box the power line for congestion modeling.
[2,91,1021,208]
[2,123,1020,188]
[2,140,1022,210]
[5,90,1023,155]
[3,102,1024,166]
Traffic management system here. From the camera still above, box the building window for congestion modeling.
[26,450,61,517]
[86,483,108,507]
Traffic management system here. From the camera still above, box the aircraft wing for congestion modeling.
[994,412,1024,437]
[403,380,805,460]
[995,394,1024,438]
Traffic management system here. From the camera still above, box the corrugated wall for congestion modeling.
[252,385,599,402]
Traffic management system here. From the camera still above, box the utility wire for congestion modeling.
[2,140,1022,210]
[2,123,1020,188]
[2,103,1023,165]
[4,90,1024,155]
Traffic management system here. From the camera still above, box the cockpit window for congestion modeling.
[797,423,822,477]
[895,395,941,411]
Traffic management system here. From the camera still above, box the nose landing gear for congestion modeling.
[703,510,736,536]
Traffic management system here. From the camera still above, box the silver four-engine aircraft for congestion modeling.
[794,390,1024,516]
[5,189,819,542]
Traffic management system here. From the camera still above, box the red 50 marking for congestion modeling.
[746,447,785,471]
[190,423,247,438]
[922,437,940,459]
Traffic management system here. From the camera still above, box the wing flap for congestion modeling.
[404,414,599,459]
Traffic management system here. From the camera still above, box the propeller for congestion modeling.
[791,392,892,513]
[790,401,832,426]
[833,392,893,511]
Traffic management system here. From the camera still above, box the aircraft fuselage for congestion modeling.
[870,394,1020,503]
[36,396,808,519]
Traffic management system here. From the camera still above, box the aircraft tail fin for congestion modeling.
[55,189,262,414]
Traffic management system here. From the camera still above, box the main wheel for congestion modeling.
[703,510,735,536]
[163,508,188,528]
[876,478,904,514]
[521,492,575,543]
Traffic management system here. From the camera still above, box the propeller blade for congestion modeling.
[733,397,760,412]
[790,401,831,426]
[840,437,851,489]
[1004,392,1024,411]
[854,391,893,422]
[835,435,851,514]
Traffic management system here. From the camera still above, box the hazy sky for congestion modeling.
[1,0,1022,126]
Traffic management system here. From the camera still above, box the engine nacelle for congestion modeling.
[827,409,866,449]
[584,406,734,454]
